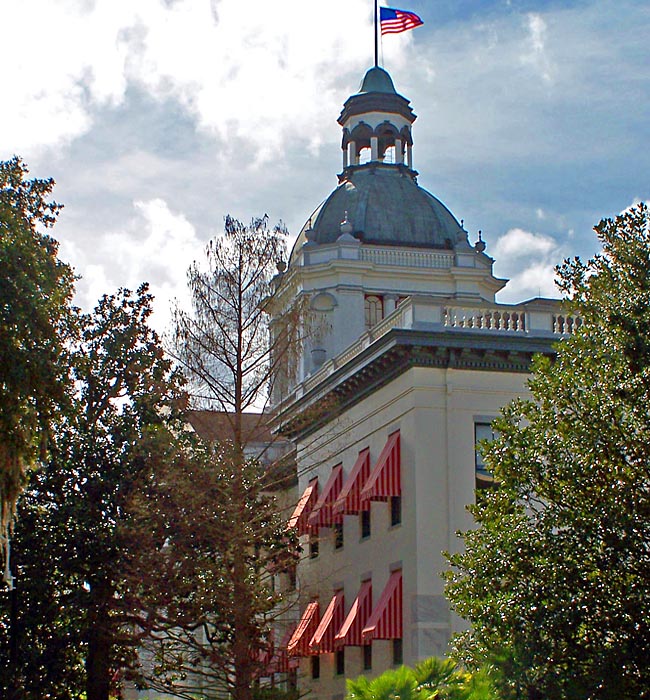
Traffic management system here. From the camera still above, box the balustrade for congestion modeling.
[552,314,582,334]
[295,299,582,400]
[443,306,526,332]
[360,247,453,269]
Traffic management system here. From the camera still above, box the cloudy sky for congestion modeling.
[3,0,648,332]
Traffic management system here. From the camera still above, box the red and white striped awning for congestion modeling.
[360,431,400,503]
[362,570,402,641]
[287,477,318,536]
[334,579,372,647]
[267,626,299,674]
[287,601,320,657]
[333,448,371,515]
[309,590,345,654]
[308,465,343,528]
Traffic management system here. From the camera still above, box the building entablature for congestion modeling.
[273,240,503,306]
[296,238,487,269]
[273,294,579,440]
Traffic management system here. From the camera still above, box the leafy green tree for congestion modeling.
[0,285,187,700]
[0,157,75,573]
[445,205,650,699]
[124,435,296,700]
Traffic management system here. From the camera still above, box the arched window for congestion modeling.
[382,145,396,163]
[358,146,371,165]
[364,295,384,329]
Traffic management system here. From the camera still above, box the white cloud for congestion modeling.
[60,197,200,332]
[4,0,645,330]
[520,13,554,84]
[493,227,557,258]
[492,227,565,303]
[1,0,132,154]
[621,197,650,214]
[499,261,560,302]
[1,0,381,162]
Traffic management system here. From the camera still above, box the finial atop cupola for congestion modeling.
[474,230,486,253]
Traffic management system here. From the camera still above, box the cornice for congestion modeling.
[273,327,558,441]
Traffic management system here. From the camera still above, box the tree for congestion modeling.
[445,205,650,699]
[167,215,301,700]
[0,157,75,578]
[345,657,498,700]
[0,285,188,700]
[123,432,297,699]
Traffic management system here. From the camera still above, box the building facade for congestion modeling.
[269,66,573,698]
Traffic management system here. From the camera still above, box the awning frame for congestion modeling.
[362,570,402,641]
[287,477,319,536]
[308,464,343,528]
[333,448,371,515]
[309,590,345,654]
[360,431,401,503]
[334,579,372,647]
[287,600,320,657]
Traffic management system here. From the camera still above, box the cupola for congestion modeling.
[338,66,417,171]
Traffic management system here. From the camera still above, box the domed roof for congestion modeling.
[292,165,467,259]
[359,66,396,94]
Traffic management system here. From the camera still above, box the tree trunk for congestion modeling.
[86,587,112,700]
[87,626,111,700]
[8,585,22,700]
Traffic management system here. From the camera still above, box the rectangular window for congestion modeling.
[475,422,497,491]
[390,496,402,526]
[360,509,371,539]
[335,648,345,676]
[309,534,319,559]
[334,522,344,549]
[311,655,320,679]
[392,638,403,666]
[364,295,384,329]
[363,644,372,670]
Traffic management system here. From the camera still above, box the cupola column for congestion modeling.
[343,147,349,169]
[395,137,403,164]
[371,136,379,161]
[407,143,413,169]
[349,141,358,166]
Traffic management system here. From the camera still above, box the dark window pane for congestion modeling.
[363,644,372,670]
[334,522,344,549]
[390,496,401,526]
[392,638,403,665]
[475,422,497,491]
[309,535,319,559]
[311,655,320,679]
[361,509,371,539]
[336,648,345,676]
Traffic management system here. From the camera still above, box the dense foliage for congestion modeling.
[0,157,74,554]
[445,205,650,699]
[0,286,188,700]
[346,657,498,700]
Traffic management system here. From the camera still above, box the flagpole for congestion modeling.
[374,0,379,67]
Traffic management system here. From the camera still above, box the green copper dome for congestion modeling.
[359,66,396,94]
[292,166,467,260]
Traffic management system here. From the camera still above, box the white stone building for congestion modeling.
[268,65,573,699]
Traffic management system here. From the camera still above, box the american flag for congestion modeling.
[380,7,423,35]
